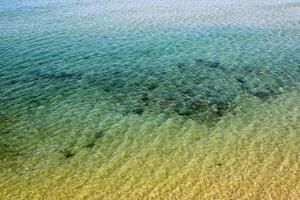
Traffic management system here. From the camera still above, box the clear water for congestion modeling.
[1,0,300,199]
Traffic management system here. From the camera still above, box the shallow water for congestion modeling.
[0,0,300,199]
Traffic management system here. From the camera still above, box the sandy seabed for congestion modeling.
[1,92,299,199]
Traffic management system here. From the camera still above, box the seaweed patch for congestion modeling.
[78,58,300,123]
[60,149,75,159]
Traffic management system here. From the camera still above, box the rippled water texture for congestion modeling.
[1,0,300,199]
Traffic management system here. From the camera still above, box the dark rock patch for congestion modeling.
[23,58,298,125]
[60,149,75,159]
[84,131,106,149]
[135,107,145,115]
[84,142,96,148]
[236,77,245,84]
[95,131,106,139]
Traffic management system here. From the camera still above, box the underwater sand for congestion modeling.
[0,0,300,199]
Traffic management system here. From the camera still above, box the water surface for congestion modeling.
[1,0,300,199]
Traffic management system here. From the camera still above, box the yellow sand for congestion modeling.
[1,92,299,200]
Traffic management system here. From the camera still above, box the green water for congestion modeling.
[1,0,300,199]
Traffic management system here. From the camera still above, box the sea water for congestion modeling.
[0,0,300,199]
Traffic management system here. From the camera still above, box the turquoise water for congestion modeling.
[1,0,300,199]
[1,3,299,120]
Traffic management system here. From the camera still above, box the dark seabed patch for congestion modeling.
[3,58,298,125]
[73,58,300,123]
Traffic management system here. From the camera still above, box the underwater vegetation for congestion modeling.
[4,57,298,124]
[83,58,299,120]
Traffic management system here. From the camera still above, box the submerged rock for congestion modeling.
[33,58,297,124]
[84,142,95,148]
[60,149,75,159]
